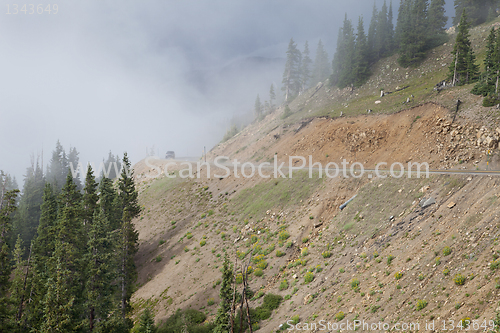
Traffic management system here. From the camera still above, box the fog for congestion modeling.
[0,0,454,181]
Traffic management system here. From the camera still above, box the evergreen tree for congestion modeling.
[353,16,371,87]
[427,0,448,48]
[117,153,140,322]
[27,183,58,330]
[85,209,117,331]
[137,308,156,333]
[310,40,331,86]
[484,27,498,86]
[9,235,31,332]
[375,1,389,59]
[332,14,356,88]
[281,38,302,101]
[46,141,69,193]
[269,84,276,111]
[0,189,19,331]
[449,10,480,85]
[397,0,429,67]
[99,176,119,231]
[213,256,233,333]
[367,3,379,62]
[12,157,45,253]
[83,164,98,229]
[99,151,122,181]
[454,0,498,26]
[68,147,82,191]
[42,172,85,331]
[254,94,263,118]
[387,1,396,53]
[300,41,312,92]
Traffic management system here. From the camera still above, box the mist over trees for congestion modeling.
[0,147,141,332]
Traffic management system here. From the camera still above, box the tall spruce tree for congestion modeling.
[281,38,302,101]
[213,256,233,333]
[46,141,69,193]
[387,1,396,53]
[397,0,429,67]
[12,157,44,254]
[27,183,58,330]
[333,14,356,88]
[269,84,276,111]
[427,0,448,48]
[367,3,379,62]
[67,147,82,191]
[254,94,263,119]
[310,40,330,86]
[449,10,479,85]
[9,235,31,332]
[42,172,85,331]
[300,41,312,92]
[454,0,498,26]
[375,1,389,59]
[0,189,19,331]
[353,16,371,87]
[117,153,140,325]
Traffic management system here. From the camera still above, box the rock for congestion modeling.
[304,294,312,305]
[447,202,456,209]
[349,307,355,313]
[292,274,297,279]
[420,197,436,208]
[375,100,382,104]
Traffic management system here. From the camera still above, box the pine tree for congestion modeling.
[269,84,276,111]
[99,176,119,231]
[83,164,98,229]
[67,147,82,191]
[387,1,396,53]
[397,0,429,67]
[27,183,58,330]
[375,1,389,59]
[353,16,371,87]
[117,153,140,322]
[367,3,379,62]
[213,256,233,333]
[311,40,331,86]
[254,94,263,119]
[427,0,448,48]
[12,157,44,254]
[454,0,497,26]
[9,236,32,332]
[333,14,356,88]
[42,172,85,331]
[0,189,19,331]
[484,27,498,86]
[449,10,479,85]
[137,308,156,333]
[46,141,69,193]
[85,209,117,331]
[300,41,312,92]
[281,38,302,101]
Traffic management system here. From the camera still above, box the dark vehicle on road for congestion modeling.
[165,151,175,159]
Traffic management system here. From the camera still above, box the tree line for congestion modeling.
[0,143,140,332]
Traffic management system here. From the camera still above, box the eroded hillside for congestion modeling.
[129,19,500,332]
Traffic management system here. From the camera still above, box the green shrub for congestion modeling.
[263,293,283,310]
[442,246,452,256]
[459,317,471,328]
[276,250,286,257]
[304,272,314,283]
[254,268,264,277]
[278,231,290,241]
[301,247,309,257]
[207,298,215,306]
[256,260,268,269]
[322,251,332,258]
[200,239,206,247]
[335,311,345,321]
[387,255,395,265]
[454,273,466,286]
[290,315,300,325]
[351,278,360,289]
[418,273,425,281]
[302,237,309,243]
[490,259,500,270]
[416,299,428,311]
[339,268,345,273]
[253,306,271,320]
[483,93,500,107]
[443,268,450,276]
[279,279,289,291]
[155,255,162,262]
[394,271,403,280]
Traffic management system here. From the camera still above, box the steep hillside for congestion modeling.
[129,19,500,332]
